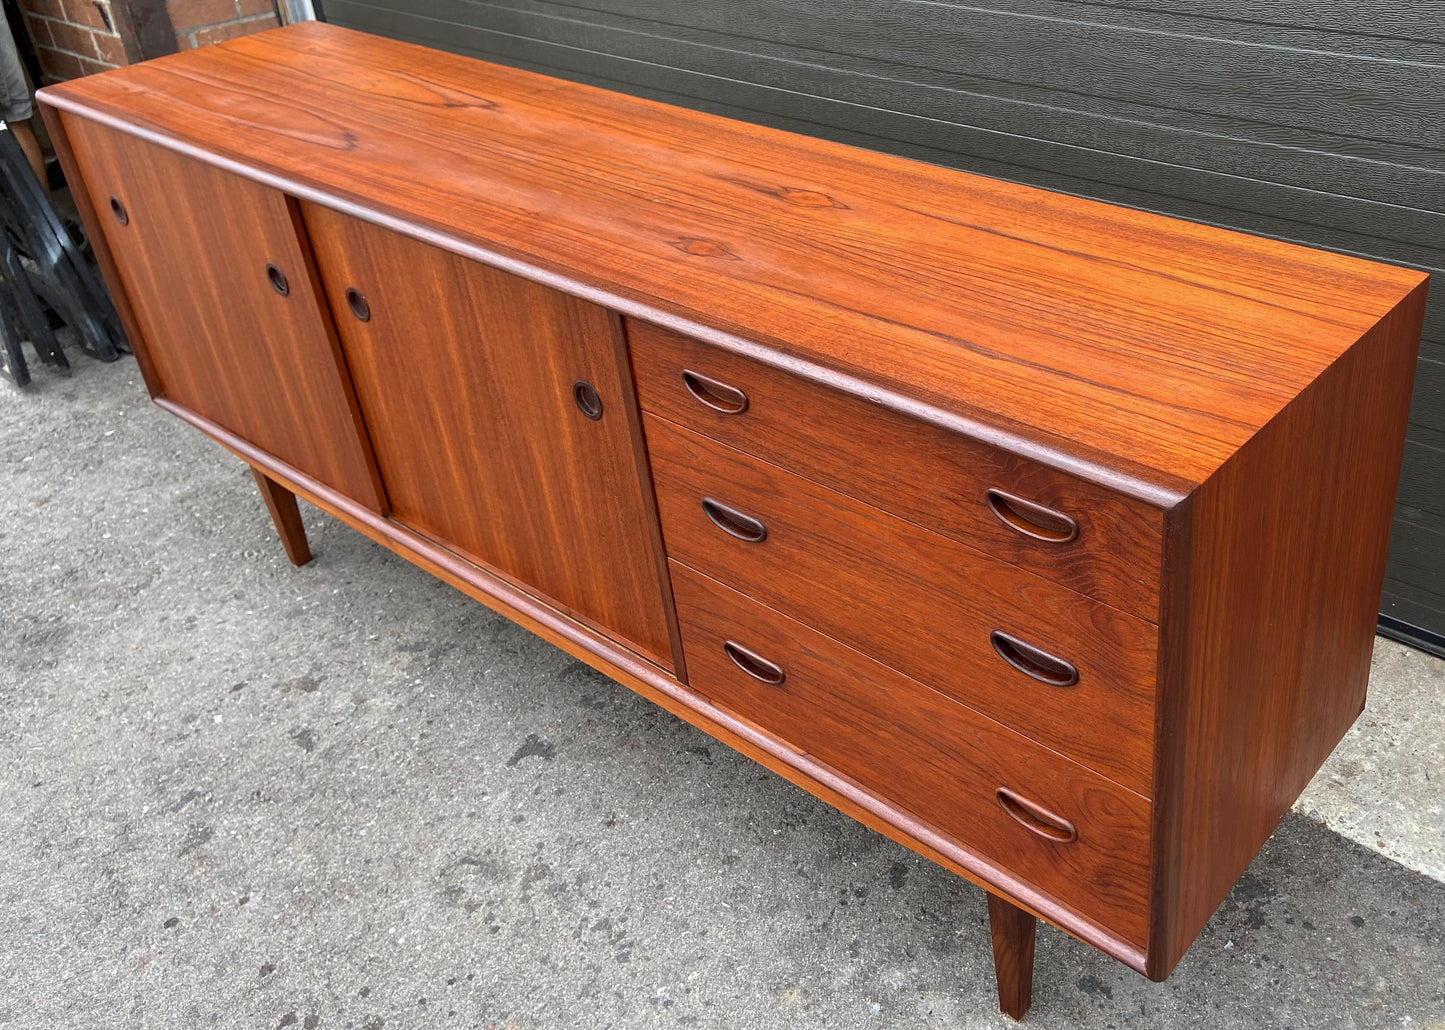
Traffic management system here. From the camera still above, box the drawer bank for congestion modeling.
[38,22,1427,1019]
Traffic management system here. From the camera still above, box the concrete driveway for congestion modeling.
[2,351,1442,1029]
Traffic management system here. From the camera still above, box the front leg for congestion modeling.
[987,892,1037,1020]
[251,467,312,567]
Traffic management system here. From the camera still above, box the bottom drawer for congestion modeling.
[671,561,1152,945]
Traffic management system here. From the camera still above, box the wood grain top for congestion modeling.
[39,22,1428,498]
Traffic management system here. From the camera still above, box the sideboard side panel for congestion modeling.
[1155,278,1429,976]
[57,113,385,510]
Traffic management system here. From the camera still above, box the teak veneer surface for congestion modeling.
[670,563,1153,946]
[300,202,676,667]
[627,318,1162,622]
[37,21,1428,497]
[646,413,1158,795]
[36,20,1431,1013]
[59,113,384,509]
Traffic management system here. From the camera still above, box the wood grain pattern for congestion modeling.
[300,202,675,667]
[327,0,1445,646]
[56,112,385,510]
[35,22,1427,496]
[1149,280,1429,978]
[646,413,1158,795]
[160,399,1151,972]
[38,23,1430,997]
[988,894,1036,1021]
[38,105,160,398]
[252,467,312,567]
[671,562,1153,945]
[628,318,1163,621]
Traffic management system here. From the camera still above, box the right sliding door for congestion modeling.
[301,202,675,668]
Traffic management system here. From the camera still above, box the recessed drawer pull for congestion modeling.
[986,489,1078,544]
[682,369,749,414]
[997,788,1078,843]
[701,497,767,542]
[990,630,1079,687]
[723,640,786,685]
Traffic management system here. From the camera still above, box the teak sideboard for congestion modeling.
[38,22,1428,1019]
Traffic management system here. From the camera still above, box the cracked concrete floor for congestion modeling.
[2,350,1443,1029]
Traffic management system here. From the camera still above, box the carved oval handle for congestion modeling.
[266,263,290,297]
[701,497,767,543]
[723,640,786,685]
[682,369,749,414]
[990,630,1078,687]
[986,489,1078,544]
[109,195,129,225]
[997,788,1077,843]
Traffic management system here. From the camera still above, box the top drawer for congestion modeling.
[627,319,1164,622]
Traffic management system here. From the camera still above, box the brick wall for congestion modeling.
[17,0,280,82]
[167,0,277,51]
[20,0,128,81]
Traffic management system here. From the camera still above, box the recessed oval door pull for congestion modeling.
[265,263,289,297]
[990,630,1079,687]
[986,489,1078,543]
[345,286,371,321]
[723,640,786,685]
[572,380,603,420]
[701,497,767,542]
[109,195,128,225]
[997,788,1078,843]
[682,369,749,414]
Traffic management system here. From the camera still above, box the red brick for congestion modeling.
[237,0,274,14]
[36,45,85,81]
[92,29,126,64]
[77,56,114,75]
[17,0,66,19]
[23,13,54,47]
[165,0,238,32]
[61,0,110,30]
[46,18,98,57]
[191,14,276,46]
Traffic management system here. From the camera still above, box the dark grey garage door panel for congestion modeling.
[1086,0,1442,40]
[1397,431,1445,517]
[323,0,1445,648]
[1412,356,1445,429]
[1382,582,1445,646]
[327,0,1445,211]
[328,3,1445,267]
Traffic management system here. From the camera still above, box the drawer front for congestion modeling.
[672,563,1151,946]
[647,414,1157,795]
[628,319,1163,622]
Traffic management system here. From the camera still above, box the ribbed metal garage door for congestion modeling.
[317,0,1445,655]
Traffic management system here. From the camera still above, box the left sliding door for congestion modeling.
[60,114,383,509]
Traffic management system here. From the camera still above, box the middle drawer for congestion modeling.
[645,413,1158,796]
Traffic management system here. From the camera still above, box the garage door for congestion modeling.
[316,0,1445,655]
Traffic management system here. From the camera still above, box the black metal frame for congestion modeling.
[1377,614,1445,661]
[0,128,125,385]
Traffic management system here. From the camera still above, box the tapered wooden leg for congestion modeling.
[987,893,1036,1021]
[251,467,312,566]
